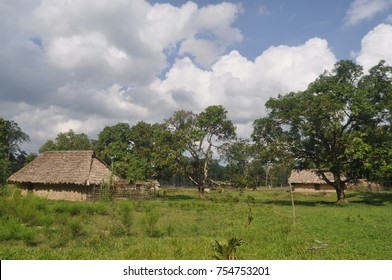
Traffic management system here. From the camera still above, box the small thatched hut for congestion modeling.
[8,150,115,201]
[288,169,335,191]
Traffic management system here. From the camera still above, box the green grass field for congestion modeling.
[0,185,391,260]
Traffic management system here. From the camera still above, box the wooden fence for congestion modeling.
[90,185,157,201]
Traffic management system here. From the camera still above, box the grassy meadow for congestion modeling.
[0,185,391,260]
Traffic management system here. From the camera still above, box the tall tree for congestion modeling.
[255,60,392,202]
[0,119,30,184]
[165,105,236,198]
[356,61,392,186]
[39,129,94,153]
[95,123,133,180]
[220,139,257,188]
[252,116,294,188]
[95,121,167,182]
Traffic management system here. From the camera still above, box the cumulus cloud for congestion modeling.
[154,38,337,129]
[11,104,118,152]
[344,0,392,26]
[0,0,244,150]
[32,0,242,81]
[355,23,392,71]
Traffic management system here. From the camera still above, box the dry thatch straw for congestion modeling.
[288,169,336,185]
[8,150,115,186]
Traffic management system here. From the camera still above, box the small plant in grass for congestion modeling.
[246,195,255,206]
[0,184,15,197]
[49,230,70,248]
[68,218,85,238]
[99,182,112,201]
[213,237,245,260]
[142,210,162,238]
[117,201,134,235]
[246,207,254,229]
[245,195,255,229]
[165,224,175,236]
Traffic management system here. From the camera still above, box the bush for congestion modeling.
[68,218,86,238]
[0,218,37,242]
[142,210,162,238]
[115,201,134,235]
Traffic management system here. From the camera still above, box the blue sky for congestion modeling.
[1,0,392,152]
[151,0,391,60]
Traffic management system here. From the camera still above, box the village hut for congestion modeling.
[8,150,116,201]
[288,169,335,191]
[134,179,160,190]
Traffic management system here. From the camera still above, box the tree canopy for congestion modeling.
[39,129,94,153]
[254,60,392,201]
[0,118,30,184]
[165,105,236,197]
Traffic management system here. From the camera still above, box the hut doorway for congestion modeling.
[27,182,34,193]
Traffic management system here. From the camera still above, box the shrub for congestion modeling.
[0,218,37,242]
[142,210,162,238]
[213,237,245,260]
[68,218,86,238]
[114,201,134,235]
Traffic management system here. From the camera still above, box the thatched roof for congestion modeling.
[288,169,335,184]
[8,150,115,186]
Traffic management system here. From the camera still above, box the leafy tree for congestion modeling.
[356,61,392,186]
[255,60,392,202]
[220,139,257,188]
[39,129,94,153]
[145,122,184,182]
[95,121,168,182]
[252,117,294,188]
[165,105,236,198]
[0,118,30,184]
[95,123,133,180]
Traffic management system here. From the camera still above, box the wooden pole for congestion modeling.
[289,183,296,225]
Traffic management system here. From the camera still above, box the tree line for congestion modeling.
[2,60,392,201]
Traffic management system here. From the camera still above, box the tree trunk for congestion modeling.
[188,175,206,200]
[198,186,205,200]
[322,170,348,203]
[334,183,348,203]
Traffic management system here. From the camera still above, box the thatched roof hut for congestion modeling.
[288,169,335,190]
[8,150,115,201]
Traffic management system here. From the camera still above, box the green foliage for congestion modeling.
[213,237,245,260]
[254,60,392,200]
[0,118,30,184]
[113,201,134,235]
[68,218,86,238]
[165,105,236,194]
[95,122,165,182]
[246,206,254,228]
[142,210,162,238]
[39,129,94,153]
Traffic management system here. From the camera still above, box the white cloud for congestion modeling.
[11,104,118,152]
[154,38,337,133]
[179,37,225,68]
[0,0,339,152]
[344,0,392,26]
[32,0,242,82]
[355,23,392,71]
[47,32,129,70]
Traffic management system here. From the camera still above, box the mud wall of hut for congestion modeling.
[291,183,334,190]
[19,183,93,201]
